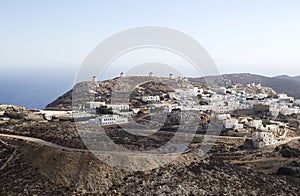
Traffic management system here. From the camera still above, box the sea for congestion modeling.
[0,65,77,110]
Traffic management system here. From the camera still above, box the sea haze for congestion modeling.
[0,65,76,109]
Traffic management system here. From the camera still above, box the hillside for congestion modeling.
[1,136,300,195]
[46,73,300,110]
[274,75,300,82]
[46,76,193,110]
[190,73,300,99]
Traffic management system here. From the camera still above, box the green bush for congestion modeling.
[96,106,113,115]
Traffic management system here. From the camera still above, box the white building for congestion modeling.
[252,131,276,148]
[107,104,130,111]
[191,87,201,96]
[280,107,298,116]
[89,115,128,126]
[278,93,294,103]
[249,119,263,129]
[278,93,288,99]
[219,87,227,95]
[199,105,214,111]
[215,106,232,114]
[270,109,280,117]
[88,101,106,109]
[223,119,238,129]
[168,92,180,100]
[233,123,244,131]
[216,114,231,121]
[142,96,160,102]
[258,124,279,132]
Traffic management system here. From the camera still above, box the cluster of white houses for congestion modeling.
[85,75,300,148]
[219,113,287,148]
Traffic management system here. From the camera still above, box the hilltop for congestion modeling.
[46,74,287,110]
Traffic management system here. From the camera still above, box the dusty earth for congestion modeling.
[0,134,300,195]
[1,103,300,195]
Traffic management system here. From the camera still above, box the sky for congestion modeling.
[1,0,300,76]
[0,0,300,108]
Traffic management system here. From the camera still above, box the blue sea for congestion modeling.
[0,66,77,109]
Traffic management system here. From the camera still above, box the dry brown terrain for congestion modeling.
[1,132,300,195]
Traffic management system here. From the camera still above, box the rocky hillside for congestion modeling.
[1,137,300,195]
[46,78,117,110]
[46,90,73,111]
[46,76,194,110]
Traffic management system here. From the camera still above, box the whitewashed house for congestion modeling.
[278,93,294,103]
[219,87,227,95]
[258,124,279,132]
[223,119,238,129]
[199,105,214,111]
[249,119,263,129]
[215,106,232,114]
[89,115,128,126]
[280,107,298,116]
[252,131,276,148]
[216,114,231,121]
[142,96,160,102]
[233,123,244,131]
[270,109,280,117]
[191,87,201,96]
[107,104,130,111]
[88,101,106,109]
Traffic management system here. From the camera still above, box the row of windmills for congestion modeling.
[91,73,188,82]
[119,72,175,79]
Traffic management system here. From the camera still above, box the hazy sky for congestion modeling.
[1,0,300,77]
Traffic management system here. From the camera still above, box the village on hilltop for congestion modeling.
[64,72,300,150]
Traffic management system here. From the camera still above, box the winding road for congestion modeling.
[0,133,191,156]
[1,133,299,156]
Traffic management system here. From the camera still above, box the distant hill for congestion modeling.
[274,75,300,82]
[190,73,300,99]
